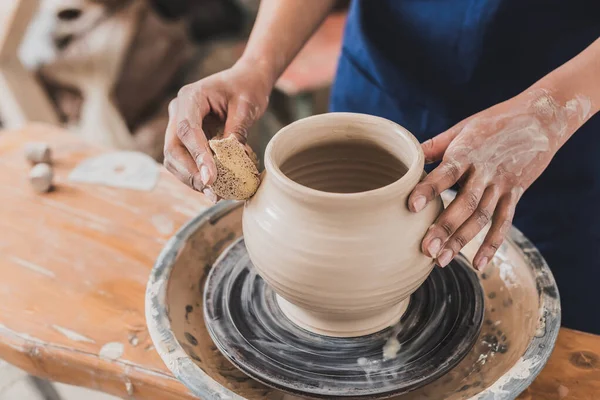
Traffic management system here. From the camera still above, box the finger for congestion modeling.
[164,100,204,191]
[176,86,217,185]
[473,188,521,271]
[164,145,205,191]
[421,114,478,163]
[436,185,501,267]
[420,176,485,264]
[408,159,466,213]
[421,131,457,164]
[223,97,261,144]
[421,123,465,164]
[203,187,218,204]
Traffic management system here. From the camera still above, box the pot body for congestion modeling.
[242,113,442,337]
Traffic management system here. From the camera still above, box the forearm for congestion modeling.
[529,37,600,138]
[237,0,337,88]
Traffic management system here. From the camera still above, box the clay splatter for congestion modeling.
[125,379,134,396]
[99,342,124,360]
[558,384,569,398]
[51,325,95,343]
[383,337,402,361]
[357,357,380,379]
[151,214,174,235]
[10,257,55,278]
[474,356,541,398]
[128,333,139,347]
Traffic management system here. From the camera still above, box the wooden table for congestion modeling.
[0,125,598,399]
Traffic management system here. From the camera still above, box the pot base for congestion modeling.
[204,237,484,399]
[276,295,410,337]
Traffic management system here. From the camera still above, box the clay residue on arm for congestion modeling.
[447,88,591,184]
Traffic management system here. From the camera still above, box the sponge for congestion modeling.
[208,136,260,200]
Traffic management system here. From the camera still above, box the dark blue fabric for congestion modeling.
[331,0,600,333]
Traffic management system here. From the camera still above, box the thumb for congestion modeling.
[421,118,471,163]
[224,99,260,143]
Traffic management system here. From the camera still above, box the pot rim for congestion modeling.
[264,112,425,201]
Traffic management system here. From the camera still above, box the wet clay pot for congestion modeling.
[242,113,443,337]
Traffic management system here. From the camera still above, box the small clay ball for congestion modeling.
[29,163,54,193]
[24,142,52,164]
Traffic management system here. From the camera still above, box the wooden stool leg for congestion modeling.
[0,361,63,400]
[0,360,29,392]
[28,376,64,400]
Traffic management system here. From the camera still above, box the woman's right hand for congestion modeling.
[163,61,272,202]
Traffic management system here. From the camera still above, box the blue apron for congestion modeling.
[331,0,600,333]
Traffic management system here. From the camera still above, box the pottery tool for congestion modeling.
[208,136,260,200]
[203,238,484,398]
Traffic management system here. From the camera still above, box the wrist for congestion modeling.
[531,41,600,122]
[234,55,279,92]
[529,82,593,125]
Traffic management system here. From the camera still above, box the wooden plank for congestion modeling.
[0,0,38,59]
[0,61,60,129]
[0,0,59,128]
[518,328,600,400]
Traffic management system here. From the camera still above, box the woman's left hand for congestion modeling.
[408,89,591,270]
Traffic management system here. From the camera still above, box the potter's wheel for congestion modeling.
[203,238,484,399]
[146,199,561,400]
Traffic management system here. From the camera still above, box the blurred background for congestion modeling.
[1,0,348,166]
[0,0,347,398]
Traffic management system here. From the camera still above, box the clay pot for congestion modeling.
[242,113,443,337]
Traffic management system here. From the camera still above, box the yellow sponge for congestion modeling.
[208,136,260,200]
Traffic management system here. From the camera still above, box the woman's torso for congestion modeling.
[333,0,600,134]
[330,0,600,333]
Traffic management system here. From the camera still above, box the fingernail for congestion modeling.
[200,165,211,185]
[476,257,489,271]
[203,187,217,203]
[191,173,204,191]
[437,249,453,268]
[427,238,442,258]
[412,195,427,212]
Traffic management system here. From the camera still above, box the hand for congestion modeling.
[163,61,272,202]
[408,89,591,270]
